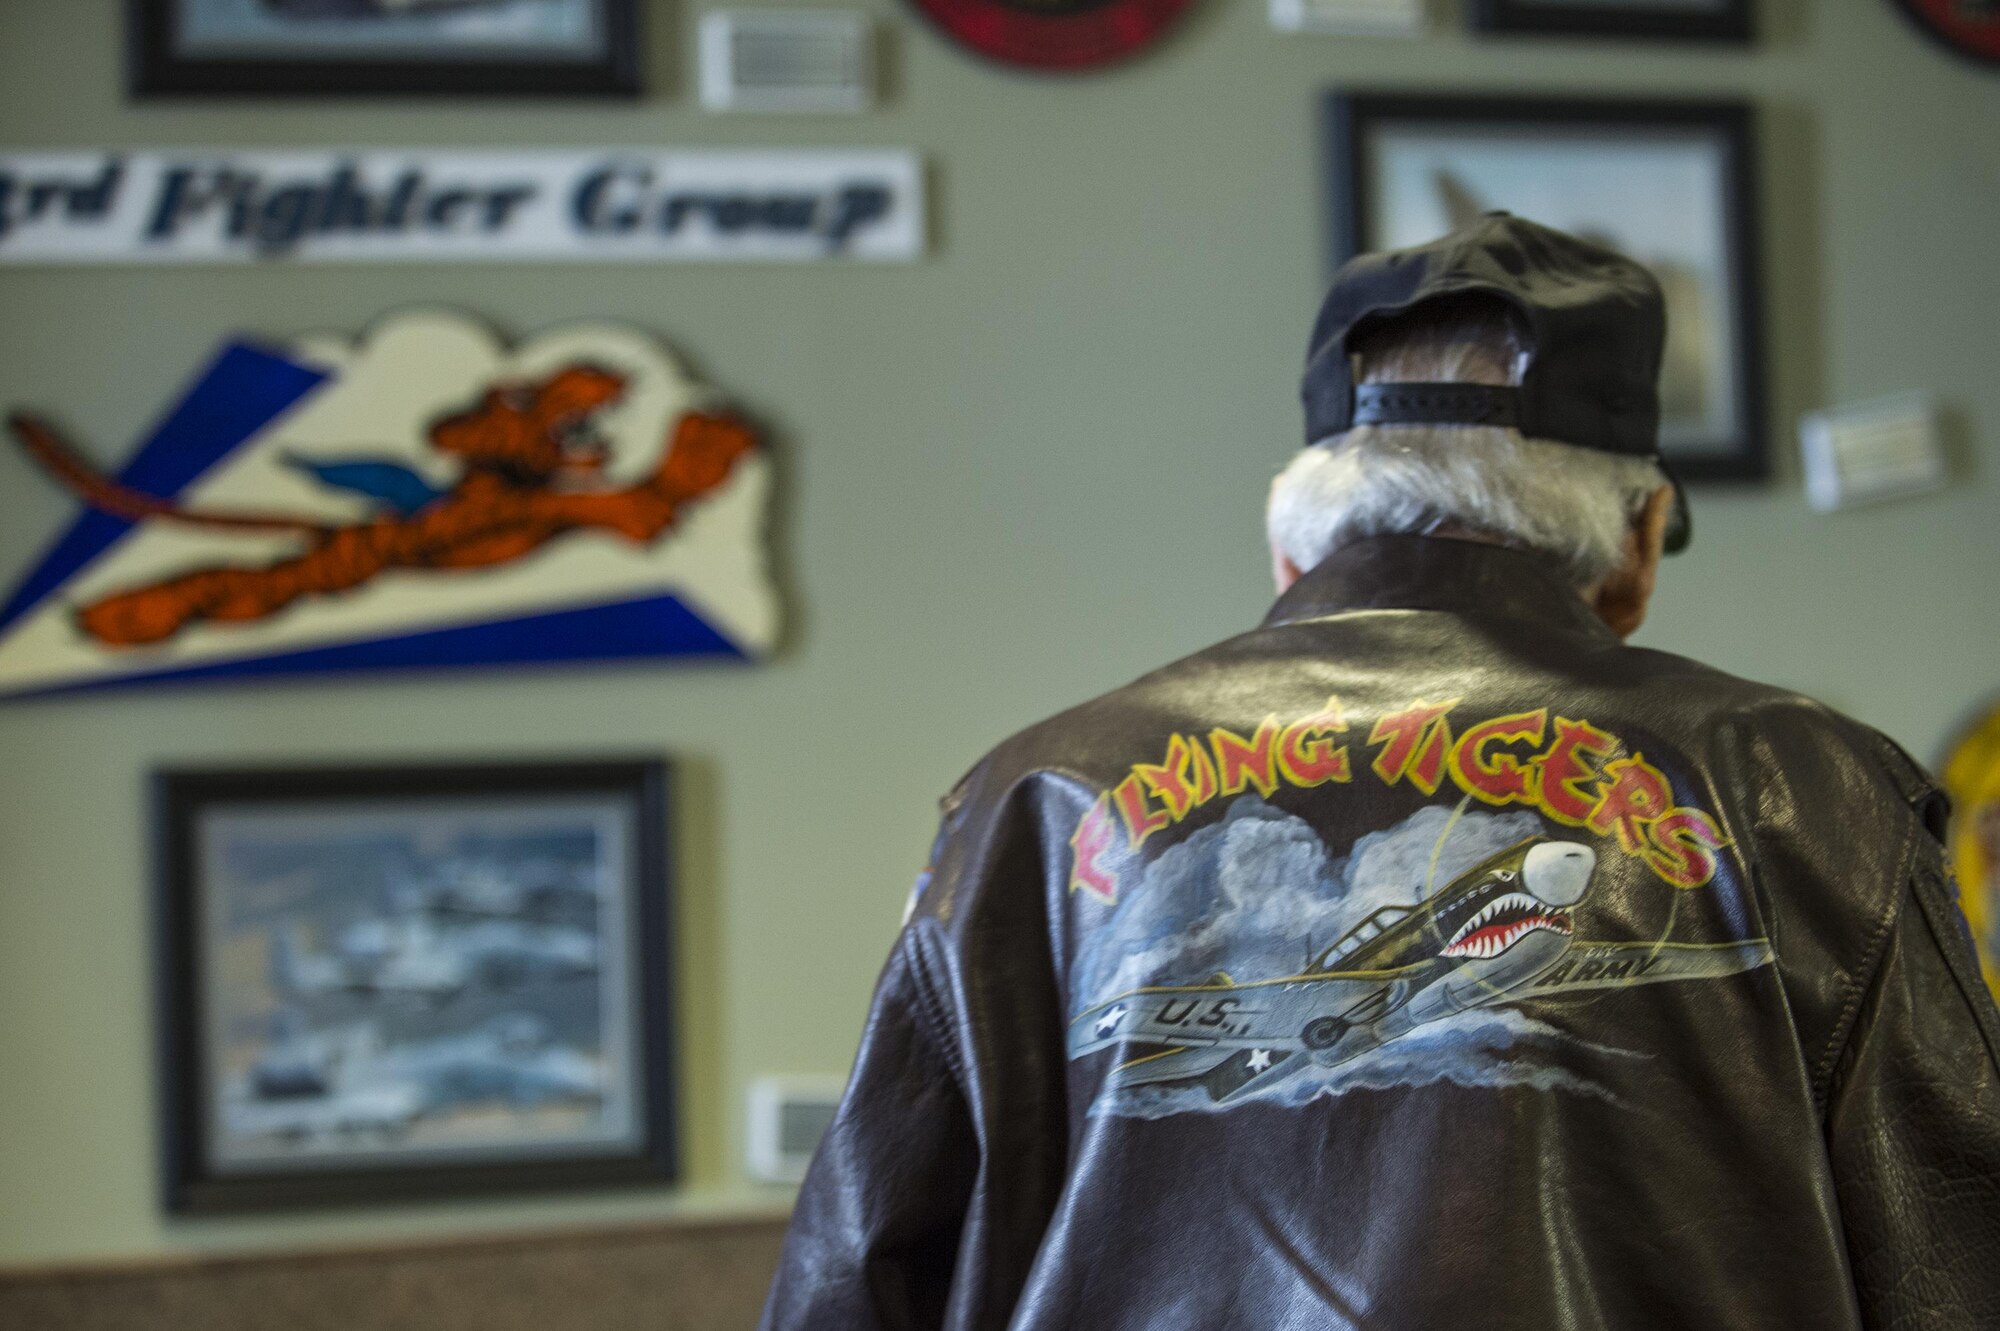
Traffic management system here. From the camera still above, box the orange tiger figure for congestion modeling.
[8,364,756,649]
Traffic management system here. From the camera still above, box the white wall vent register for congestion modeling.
[1269,0,1426,35]
[700,10,874,115]
[748,1075,846,1184]
[1800,393,1949,512]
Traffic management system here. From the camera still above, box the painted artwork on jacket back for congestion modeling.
[1058,697,1773,1117]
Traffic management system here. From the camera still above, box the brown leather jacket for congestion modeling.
[761,535,2000,1330]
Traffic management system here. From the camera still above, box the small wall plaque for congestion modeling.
[699,10,874,114]
[747,1075,844,1183]
[1270,0,1426,35]
[1800,393,1948,512]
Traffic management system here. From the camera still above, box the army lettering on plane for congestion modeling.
[1067,836,1773,1105]
[1529,941,1773,992]
[1069,696,1732,905]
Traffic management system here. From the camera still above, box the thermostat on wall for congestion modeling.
[1799,393,1948,512]
[1269,0,1426,35]
[699,10,874,114]
[748,1075,845,1184]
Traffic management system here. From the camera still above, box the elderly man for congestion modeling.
[761,214,2000,1329]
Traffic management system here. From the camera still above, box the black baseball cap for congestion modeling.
[1301,212,1690,554]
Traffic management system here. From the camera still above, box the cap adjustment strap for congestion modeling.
[1350,383,1521,429]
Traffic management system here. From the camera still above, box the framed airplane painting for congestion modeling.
[153,758,676,1211]
[1470,0,1752,42]
[128,0,642,98]
[1325,92,1768,482]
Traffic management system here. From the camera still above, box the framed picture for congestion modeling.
[1470,0,1752,42]
[128,0,641,98]
[154,759,675,1212]
[1325,93,1768,482]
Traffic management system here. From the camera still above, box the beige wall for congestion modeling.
[1,0,1995,1268]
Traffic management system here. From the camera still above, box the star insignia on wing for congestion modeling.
[1094,1005,1129,1037]
[1246,1049,1273,1073]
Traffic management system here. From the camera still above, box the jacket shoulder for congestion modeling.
[1617,651,1947,1104]
[917,632,1280,935]
[1649,648,1941,833]
[939,626,1279,812]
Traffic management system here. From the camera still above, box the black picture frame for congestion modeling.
[1471,0,1753,42]
[1324,92,1769,483]
[128,0,641,99]
[154,758,676,1213]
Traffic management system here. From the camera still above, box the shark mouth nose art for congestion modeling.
[1441,892,1573,960]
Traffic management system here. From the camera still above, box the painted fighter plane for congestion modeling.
[272,911,598,1005]
[262,1,514,18]
[223,1013,603,1145]
[223,1017,425,1143]
[1069,835,1772,1103]
[272,921,470,1005]
[385,857,601,925]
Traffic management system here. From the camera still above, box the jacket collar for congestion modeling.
[1261,534,1618,643]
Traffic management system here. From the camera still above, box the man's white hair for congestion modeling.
[1268,300,1665,590]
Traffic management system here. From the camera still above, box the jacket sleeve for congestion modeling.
[1825,850,2000,1330]
[759,930,979,1331]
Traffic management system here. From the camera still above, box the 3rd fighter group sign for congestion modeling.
[0,150,924,263]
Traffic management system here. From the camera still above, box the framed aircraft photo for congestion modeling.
[154,759,675,1212]
[1469,0,1753,43]
[127,0,641,99]
[1325,92,1768,482]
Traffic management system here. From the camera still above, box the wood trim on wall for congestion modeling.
[0,1212,792,1331]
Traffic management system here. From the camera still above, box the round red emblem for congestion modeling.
[1890,0,2000,65]
[906,0,1199,71]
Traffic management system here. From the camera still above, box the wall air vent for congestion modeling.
[1800,393,1948,512]
[1269,0,1426,35]
[699,10,874,115]
[748,1075,845,1184]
